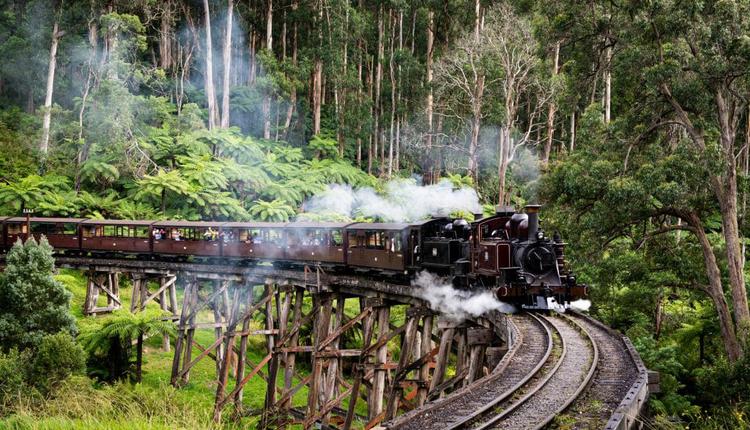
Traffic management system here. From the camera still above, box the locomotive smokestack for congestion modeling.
[525,204,541,241]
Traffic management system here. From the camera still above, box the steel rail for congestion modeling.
[447,312,557,430]
[464,313,567,430]
[530,312,600,430]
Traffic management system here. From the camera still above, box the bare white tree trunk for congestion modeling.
[262,0,273,139]
[41,20,62,156]
[604,45,612,124]
[569,111,576,152]
[543,41,560,164]
[159,0,174,70]
[374,5,384,175]
[203,0,218,129]
[388,10,396,177]
[424,10,434,184]
[220,0,234,128]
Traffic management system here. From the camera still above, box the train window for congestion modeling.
[394,235,402,252]
[170,228,203,241]
[8,224,25,234]
[366,231,384,249]
[237,229,250,242]
[248,228,282,244]
[347,232,358,248]
[31,223,51,234]
[63,223,78,235]
[331,230,343,246]
[267,229,282,244]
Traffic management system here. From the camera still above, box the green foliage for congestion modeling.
[248,199,296,222]
[28,333,86,395]
[79,310,174,383]
[1,376,221,429]
[0,238,76,351]
[308,134,339,160]
[0,349,30,410]
[0,175,70,213]
[446,173,475,189]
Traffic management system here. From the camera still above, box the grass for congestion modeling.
[1,269,386,429]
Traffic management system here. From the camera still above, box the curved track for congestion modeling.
[553,312,640,429]
[453,313,597,430]
[385,311,643,430]
[387,313,553,430]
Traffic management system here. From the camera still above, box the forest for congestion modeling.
[1,0,750,428]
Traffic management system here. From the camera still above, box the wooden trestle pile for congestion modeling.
[73,261,509,429]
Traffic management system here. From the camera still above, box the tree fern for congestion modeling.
[248,199,296,222]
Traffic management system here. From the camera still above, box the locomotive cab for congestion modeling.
[421,218,470,274]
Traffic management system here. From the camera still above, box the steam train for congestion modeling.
[0,205,585,309]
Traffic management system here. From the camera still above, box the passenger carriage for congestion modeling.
[221,222,286,260]
[285,222,350,264]
[346,223,410,272]
[80,219,154,255]
[3,217,83,250]
[152,221,224,257]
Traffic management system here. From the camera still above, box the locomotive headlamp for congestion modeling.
[537,231,544,240]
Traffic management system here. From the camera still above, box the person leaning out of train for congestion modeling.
[153,229,162,240]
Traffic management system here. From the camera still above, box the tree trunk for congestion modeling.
[569,111,576,152]
[717,161,750,345]
[203,0,218,129]
[159,0,174,70]
[424,10,434,184]
[220,0,234,128]
[395,11,403,174]
[543,41,560,165]
[498,126,511,206]
[311,1,323,136]
[388,10,396,177]
[604,45,612,124]
[136,333,144,382]
[337,7,349,157]
[282,0,298,140]
[367,54,374,175]
[468,74,485,182]
[41,20,61,157]
[715,89,750,348]
[312,60,322,136]
[685,211,742,361]
[75,18,97,192]
[262,0,273,139]
[374,5,384,176]
[249,30,257,84]
[356,45,363,167]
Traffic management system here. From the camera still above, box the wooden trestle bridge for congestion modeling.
[0,256,653,429]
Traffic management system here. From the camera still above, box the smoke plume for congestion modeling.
[570,299,592,312]
[301,178,482,223]
[413,271,515,323]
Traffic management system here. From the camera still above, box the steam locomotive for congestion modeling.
[0,205,585,310]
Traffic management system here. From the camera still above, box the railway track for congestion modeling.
[385,312,609,430]
[387,313,553,430]
[555,312,641,429]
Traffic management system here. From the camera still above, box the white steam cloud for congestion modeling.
[301,179,482,222]
[413,271,515,322]
[570,299,592,312]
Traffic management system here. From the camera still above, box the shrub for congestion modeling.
[0,349,31,413]
[0,238,76,351]
[28,333,86,394]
